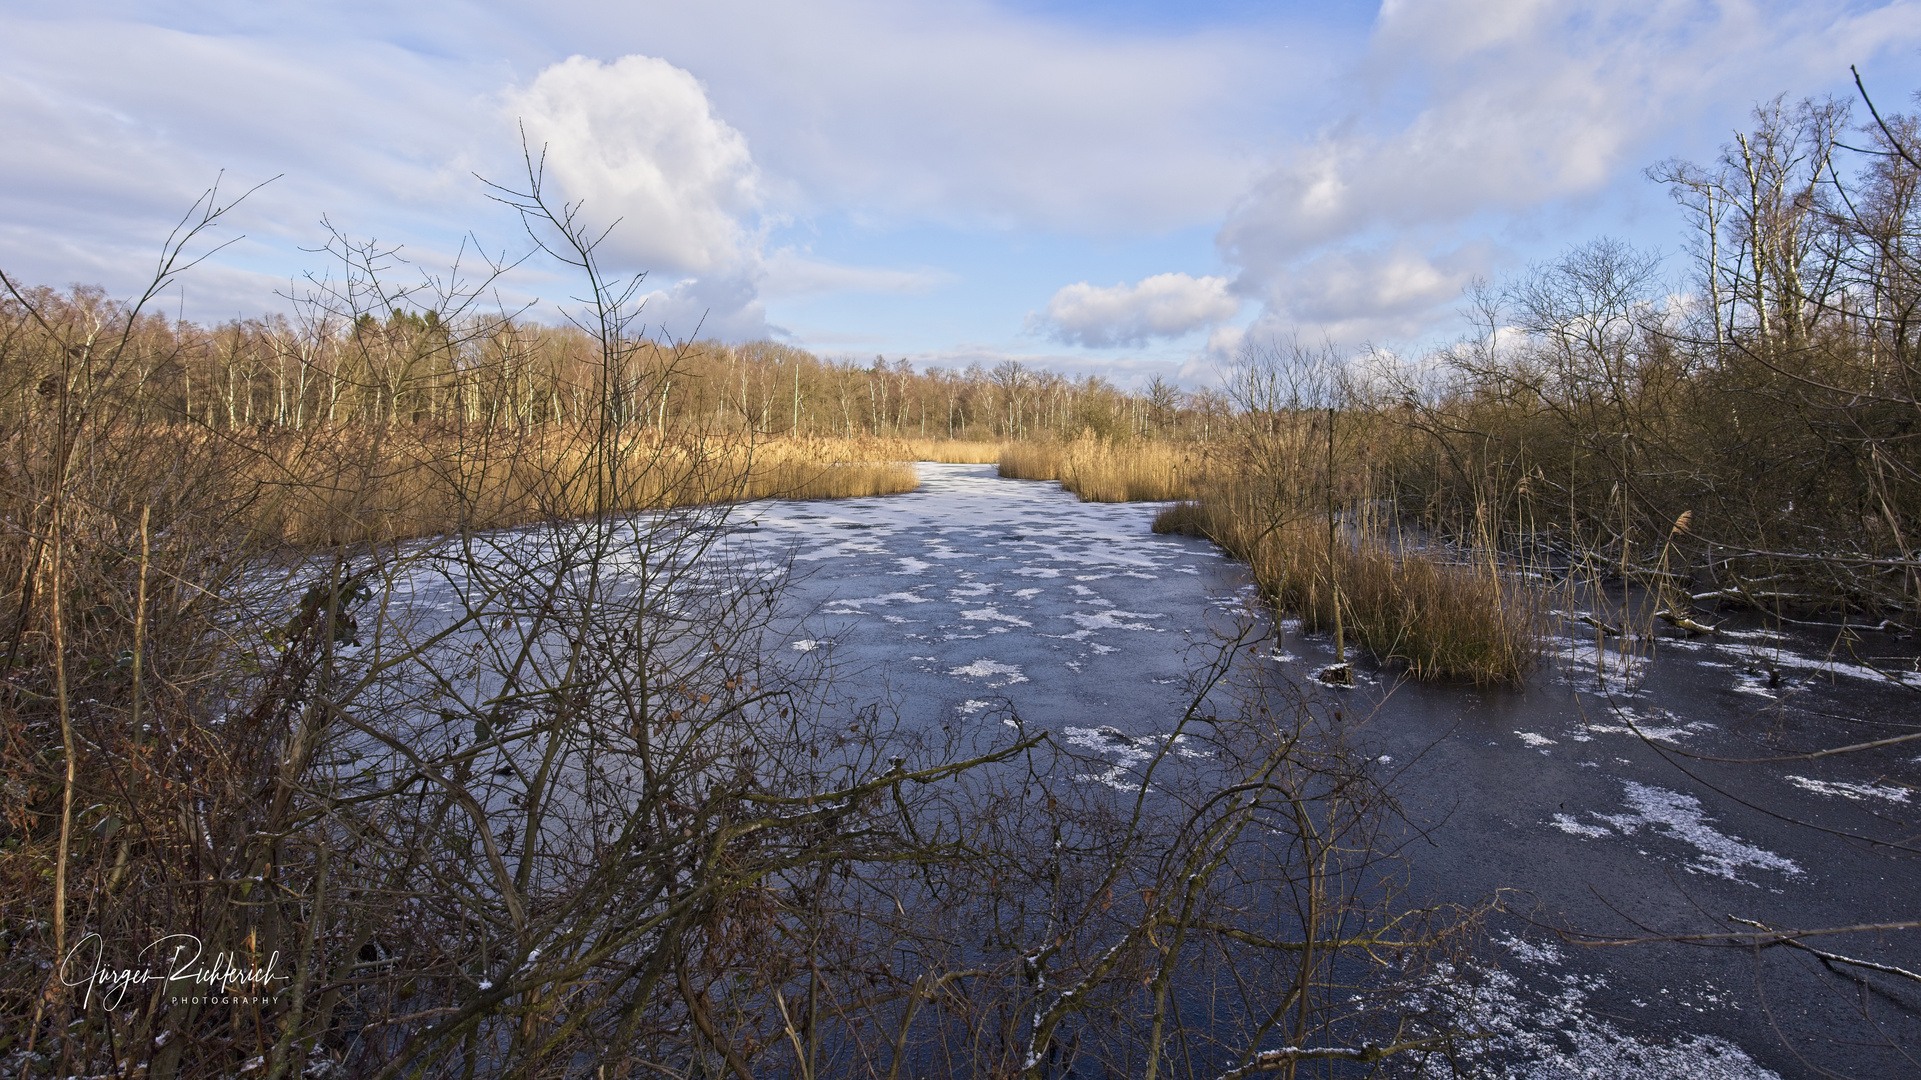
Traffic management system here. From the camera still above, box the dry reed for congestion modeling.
[182,428,926,547]
[893,437,1005,464]
[1155,483,1543,685]
[999,432,1196,502]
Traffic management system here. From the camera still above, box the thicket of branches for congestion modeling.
[0,163,1479,1080]
[1362,81,1921,623]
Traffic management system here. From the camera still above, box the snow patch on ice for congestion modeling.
[1409,937,1780,1080]
[834,591,934,608]
[1786,775,1910,804]
[1584,709,1715,745]
[1549,813,1612,839]
[1062,724,1207,789]
[1059,610,1164,632]
[961,606,1032,628]
[1497,934,1563,966]
[1591,781,1803,882]
[949,659,1028,686]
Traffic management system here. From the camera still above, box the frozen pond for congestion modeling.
[738,462,1243,751]
[735,463,1921,1080]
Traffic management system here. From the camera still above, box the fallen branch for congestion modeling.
[1730,916,1921,985]
[1655,610,1719,634]
[1211,1036,1471,1079]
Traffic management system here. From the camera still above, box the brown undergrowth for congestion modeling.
[893,437,1005,464]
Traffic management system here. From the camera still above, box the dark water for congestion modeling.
[737,463,1921,1080]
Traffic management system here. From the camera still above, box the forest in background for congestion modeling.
[6,290,1204,442]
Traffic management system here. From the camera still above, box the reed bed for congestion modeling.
[999,432,1197,502]
[892,437,1005,463]
[122,427,922,547]
[1155,483,1544,686]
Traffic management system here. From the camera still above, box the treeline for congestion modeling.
[0,289,1221,443]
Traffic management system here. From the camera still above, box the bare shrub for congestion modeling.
[0,169,1484,1080]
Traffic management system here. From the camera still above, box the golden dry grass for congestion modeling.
[999,433,1196,502]
[892,438,1005,464]
[1155,485,1543,685]
[212,428,923,546]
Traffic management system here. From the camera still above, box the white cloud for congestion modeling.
[507,55,762,275]
[1280,243,1481,330]
[1201,323,1248,369]
[1034,273,1240,348]
[636,271,773,342]
[507,53,971,340]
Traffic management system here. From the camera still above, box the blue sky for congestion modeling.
[5,0,1921,386]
